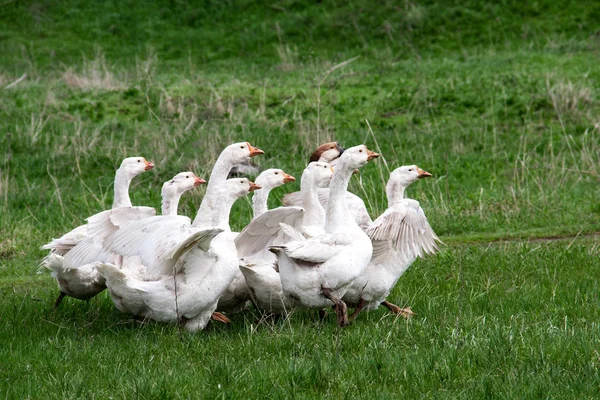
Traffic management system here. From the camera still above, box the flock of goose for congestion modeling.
[41,141,441,331]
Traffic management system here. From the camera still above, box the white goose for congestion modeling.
[271,145,379,327]
[42,157,154,255]
[43,170,204,305]
[98,178,260,332]
[41,157,155,306]
[283,142,373,231]
[217,168,296,314]
[239,161,334,313]
[342,165,441,319]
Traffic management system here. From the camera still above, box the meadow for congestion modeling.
[1,0,599,398]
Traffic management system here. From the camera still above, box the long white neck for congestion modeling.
[302,172,325,228]
[161,189,183,216]
[386,180,407,207]
[112,169,133,208]
[197,187,239,231]
[325,160,355,233]
[252,187,272,219]
[192,154,234,227]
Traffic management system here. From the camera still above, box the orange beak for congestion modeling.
[247,142,265,157]
[417,167,432,178]
[283,173,296,183]
[352,169,359,175]
[366,150,379,161]
[144,159,154,170]
[248,181,262,192]
[194,176,207,186]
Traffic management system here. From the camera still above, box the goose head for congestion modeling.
[225,178,262,199]
[255,169,296,190]
[306,162,334,188]
[223,142,264,164]
[162,172,206,196]
[310,142,345,163]
[337,145,379,170]
[389,165,432,187]
[119,157,154,178]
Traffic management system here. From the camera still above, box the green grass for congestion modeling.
[1,0,599,398]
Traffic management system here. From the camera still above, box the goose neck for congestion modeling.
[386,180,406,207]
[112,169,133,208]
[252,188,271,219]
[302,172,324,228]
[161,190,183,216]
[325,162,354,231]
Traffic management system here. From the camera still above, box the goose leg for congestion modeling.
[349,298,366,321]
[381,300,414,319]
[54,291,66,308]
[321,288,349,327]
[211,312,231,324]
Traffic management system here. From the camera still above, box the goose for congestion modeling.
[41,157,155,306]
[42,157,154,255]
[216,168,296,314]
[98,178,261,332]
[270,145,379,327]
[342,165,441,320]
[282,143,373,231]
[238,161,334,313]
[102,142,264,281]
[43,170,204,306]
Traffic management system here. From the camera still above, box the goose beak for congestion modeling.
[336,143,345,157]
[283,173,296,183]
[144,159,155,170]
[366,150,379,161]
[417,168,432,178]
[247,142,264,157]
[248,181,262,192]
[194,177,207,186]
[352,169,359,175]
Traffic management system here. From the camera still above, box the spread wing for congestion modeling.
[164,228,224,282]
[235,207,304,259]
[87,207,156,242]
[103,215,193,279]
[41,224,89,254]
[367,200,441,262]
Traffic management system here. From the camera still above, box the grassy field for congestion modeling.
[1,0,599,398]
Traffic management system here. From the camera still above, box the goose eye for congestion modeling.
[408,169,413,172]
[274,172,278,175]
[186,175,190,178]
[359,149,363,153]
[240,146,245,149]
[137,159,141,162]
[324,165,327,168]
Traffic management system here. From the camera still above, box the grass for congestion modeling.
[1,0,599,398]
